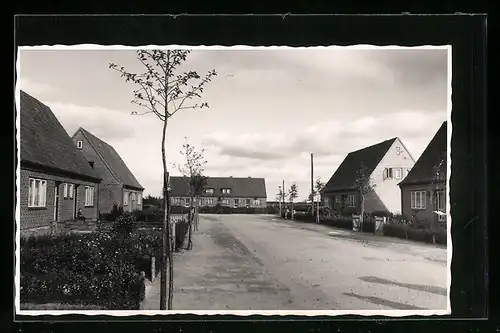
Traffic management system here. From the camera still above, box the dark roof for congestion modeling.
[20,91,101,181]
[321,138,397,193]
[169,176,267,198]
[399,121,447,186]
[76,128,144,190]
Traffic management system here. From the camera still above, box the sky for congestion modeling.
[18,46,449,201]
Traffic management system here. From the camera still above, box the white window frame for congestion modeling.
[76,140,83,149]
[68,184,74,199]
[394,168,402,180]
[63,183,68,198]
[85,186,94,207]
[185,197,191,207]
[347,194,356,208]
[124,191,129,205]
[411,191,426,210]
[205,188,214,194]
[137,193,142,206]
[436,190,445,211]
[234,198,239,207]
[222,188,231,194]
[206,197,214,205]
[253,199,260,206]
[28,178,47,208]
[222,198,229,205]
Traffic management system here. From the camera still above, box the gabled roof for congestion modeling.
[321,138,397,193]
[169,176,267,198]
[399,121,447,186]
[19,91,101,181]
[74,127,144,190]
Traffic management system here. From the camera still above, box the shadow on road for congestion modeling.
[359,276,447,296]
[342,292,428,310]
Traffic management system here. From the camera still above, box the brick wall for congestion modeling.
[401,183,446,223]
[19,168,99,231]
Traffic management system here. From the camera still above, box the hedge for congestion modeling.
[382,223,447,245]
[20,231,151,309]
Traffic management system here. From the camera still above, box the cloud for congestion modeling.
[19,77,55,96]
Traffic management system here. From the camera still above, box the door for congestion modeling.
[54,184,60,221]
[73,185,78,219]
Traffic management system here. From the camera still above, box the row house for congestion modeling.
[169,176,267,208]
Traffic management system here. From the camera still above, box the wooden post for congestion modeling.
[311,153,314,214]
[151,256,156,282]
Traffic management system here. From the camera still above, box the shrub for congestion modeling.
[361,218,375,233]
[371,210,393,218]
[341,207,358,217]
[175,221,189,250]
[382,223,447,245]
[19,229,164,309]
[294,213,314,223]
[320,217,353,230]
[170,205,190,214]
[100,204,124,222]
[111,213,137,236]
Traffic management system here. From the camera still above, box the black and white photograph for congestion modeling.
[15,45,451,316]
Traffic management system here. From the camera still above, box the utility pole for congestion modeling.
[311,153,314,214]
[282,180,285,213]
[278,185,282,217]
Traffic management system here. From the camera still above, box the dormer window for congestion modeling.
[205,188,214,195]
[221,188,231,194]
[383,168,394,180]
[76,140,83,149]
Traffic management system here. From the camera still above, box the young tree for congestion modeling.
[173,138,208,250]
[314,177,325,224]
[288,182,299,219]
[110,50,217,310]
[353,163,376,231]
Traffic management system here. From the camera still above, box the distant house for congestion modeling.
[19,91,101,234]
[399,121,447,224]
[169,176,267,209]
[72,128,144,214]
[321,137,415,215]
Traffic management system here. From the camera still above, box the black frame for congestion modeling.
[12,13,488,333]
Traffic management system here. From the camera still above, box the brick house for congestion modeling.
[398,121,447,224]
[72,128,144,214]
[321,137,415,215]
[18,91,101,234]
[169,176,267,209]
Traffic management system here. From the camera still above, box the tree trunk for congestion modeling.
[187,194,194,250]
[316,198,320,224]
[291,202,294,220]
[159,119,171,310]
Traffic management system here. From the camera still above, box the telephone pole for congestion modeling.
[311,153,314,213]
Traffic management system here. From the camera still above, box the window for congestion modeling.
[205,188,214,194]
[335,195,340,204]
[411,191,426,209]
[396,146,401,155]
[221,188,231,194]
[76,140,83,149]
[234,198,239,207]
[138,193,142,206]
[383,168,393,180]
[206,197,214,205]
[28,178,47,208]
[63,183,69,198]
[85,186,94,206]
[394,168,402,180]
[68,184,74,199]
[131,192,136,206]
[124,191,129,205]
[436,190,445,211]
[253,199,261,206]
[347,194,356,208]
[222,198,229,205]
[185,197,191,207]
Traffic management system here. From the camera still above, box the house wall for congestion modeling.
[73,131,133,214]
[371,138,416,214]
[123,188,144,212]
[401,182,447,223]
[19,168,99,232]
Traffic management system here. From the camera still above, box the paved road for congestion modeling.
[142,214,449,312]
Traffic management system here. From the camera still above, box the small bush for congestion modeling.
[361,218,375,233]
[382,223,447,245]
[341,207,358,216]
[294,213,314,223]
[170,205,190,214]
[111,213,137,236]
[100,204,124,222]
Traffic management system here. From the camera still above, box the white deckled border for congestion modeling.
[15,44,452,318]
